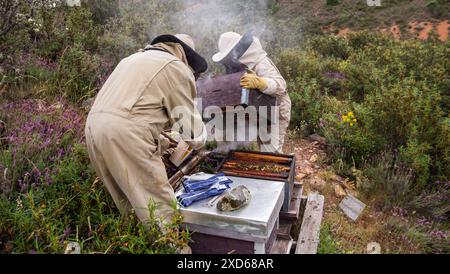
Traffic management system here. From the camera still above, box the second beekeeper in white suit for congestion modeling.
[212,31,291,153]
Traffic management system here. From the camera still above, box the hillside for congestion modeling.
[275,0,449,40]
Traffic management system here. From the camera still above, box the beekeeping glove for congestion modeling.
[183,173,233,193]
[240,70,268,91]
[177,183,230,207]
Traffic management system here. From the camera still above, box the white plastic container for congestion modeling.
[169,140,193,167]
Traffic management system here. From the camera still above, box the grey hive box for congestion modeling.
[178,175,285,254]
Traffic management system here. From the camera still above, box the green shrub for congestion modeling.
[406,182,450,222]
[399,139,432,188]
[32,4,67,61]
[98,28,138,65]
[0,3,105,104]
[82,0,119,25]
[66,7,99,51]
[278,33,449,191]
[0,177,188,254]
[278,49,328,83]
[387,213,449,254]
[318,223,342,254]
[322,103,385,165]
[32,5,99,58]
[364,82,421,149]
[51,44,101,102]
[289,80,326,134]
[426,0,450,18]
[308,35,350,60]
[0,0,34,65]
[359,153,414,210]
[326,0,340,6]
[346,31,392,50]
[268,0,280,14]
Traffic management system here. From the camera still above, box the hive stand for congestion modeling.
[271,183,325,254]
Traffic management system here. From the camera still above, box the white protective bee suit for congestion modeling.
[85,34,208,224]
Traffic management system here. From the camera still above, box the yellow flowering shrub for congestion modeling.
[341,111,358,127]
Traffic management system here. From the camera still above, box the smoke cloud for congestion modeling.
[164,0,297,72]
[114,0,303,72]
[156,0,299,72]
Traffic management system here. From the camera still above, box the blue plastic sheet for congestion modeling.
[177,183,230,207]
[177,174,233,207]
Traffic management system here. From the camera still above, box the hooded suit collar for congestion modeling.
[151,34,208,74]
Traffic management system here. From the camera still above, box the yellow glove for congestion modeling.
[240,70,268,91]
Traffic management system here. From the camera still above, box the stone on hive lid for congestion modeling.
[217,185,251,212]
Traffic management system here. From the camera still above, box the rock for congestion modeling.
[296,172,307,180]
[4,241,13,253]
[82,97,95,112]
[50,101,63,110]
[217,185,251,212]
[347,189,359,197]
[178,245,193,254]
[309,154,318,163]
[367,242,381,254]
[309,177,326,188]
[308,134,327,145]
[303,166,315,175]
[64,242,81,254]
[343,180,357,190]
[334,184,347,198]
[331,174,345,183]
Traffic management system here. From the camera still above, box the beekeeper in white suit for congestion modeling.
[212,31,291,153]
[86,34,208,225]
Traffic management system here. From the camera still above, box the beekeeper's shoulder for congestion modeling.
[164,59,195,81]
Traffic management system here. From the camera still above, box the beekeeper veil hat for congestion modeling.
[212,31,268,70]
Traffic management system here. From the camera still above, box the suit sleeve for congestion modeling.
[162,61,207,150]
[254,58,287,97]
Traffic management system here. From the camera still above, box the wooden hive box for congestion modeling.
[216,150,296,212]
[196,72,277,120]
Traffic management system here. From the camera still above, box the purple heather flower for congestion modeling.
[1,99,86,192]
[63,227,72,238]
[60,227,73,244]
[28,249,37,254]
[323,71,346,80]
